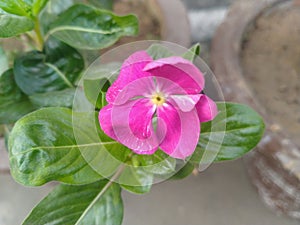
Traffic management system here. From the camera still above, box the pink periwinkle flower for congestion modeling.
[99,51,218,159]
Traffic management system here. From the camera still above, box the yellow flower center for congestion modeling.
[151,93,165,106]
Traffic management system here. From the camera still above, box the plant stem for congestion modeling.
[74,165,125,225]
[34,18,44,50]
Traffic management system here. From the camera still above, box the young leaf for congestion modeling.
[29,88,75,108]
[46,4,139,49]
[146,44,174,60]
[0,0,48,18]
[190,102,265,164]
[0,69,35,124]
[0,12,34,38]
[84,78,110,109]
[23,180,123,225]
[182,43,201,62]
[13,37,84,95]
[0,1,32,17]
[31,0,49,16]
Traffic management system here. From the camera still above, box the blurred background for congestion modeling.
[1,0,299,224]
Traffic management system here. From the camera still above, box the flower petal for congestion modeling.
[157,103,200,159]
[109,100,164,154]
[113,77,155,105]
[196,95,218,122]
[106,51,153,103]
[170,94,201,112]
[129,99,156,139]
[98,104,117,140]
[144,56,205,94]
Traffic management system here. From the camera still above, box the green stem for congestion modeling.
[34,18,44,50]
[74,165,125,225]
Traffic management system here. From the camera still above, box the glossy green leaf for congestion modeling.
[119,166,153,194]
[8,108,103,185]
[14,37,84,95]
[0,69,35,124]
[47,4,139,49]
[183,43,200,62]
[0,12,34,37]
[29,88,75,108]
[146,44,174,60]
[23,180,123,225]
[170,162,195,180]
[136,150,176,175]
[190,102,265,164]
[84,78,110,109]
[8,107,132,186]
[39,0,74,34]
[118,151,176,194]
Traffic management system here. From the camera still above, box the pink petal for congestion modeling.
[106,51,153,103]
[110,100,164,154]
[196,95,218,122]
[113,77,155,105]
[170,94,201,112]
[98,104,117,140]
[129,98,156,139]
[144,56,205,94]
[157,103,200,159]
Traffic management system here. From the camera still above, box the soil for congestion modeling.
[112,0,161,45]
[241,3,300,146]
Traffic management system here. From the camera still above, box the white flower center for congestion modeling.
[151,93,165,106]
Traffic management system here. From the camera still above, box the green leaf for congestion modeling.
[23,180,123,225]
[0,1,32,17]
[119,151,176,194]
[47,4,139,49]
[0,0,48,18]
[136,150,176,175]
[183,43,200,62]
[0,12,34,38]
[39,0,74,34]
[14,37,84,95]
[84,78,110,109]
[8,107,132,186]
[29,88,75,108]
[31,0,49,16]
[83,0,113,10]
[190,102,265,164]
[0,69,35,124]
[8,108,102,185]
[170,162,195,180]
[119,166,153,194]
[0,46,9,75]
[146,44,174,60]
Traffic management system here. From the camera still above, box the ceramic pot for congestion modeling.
[211,0,300,219]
